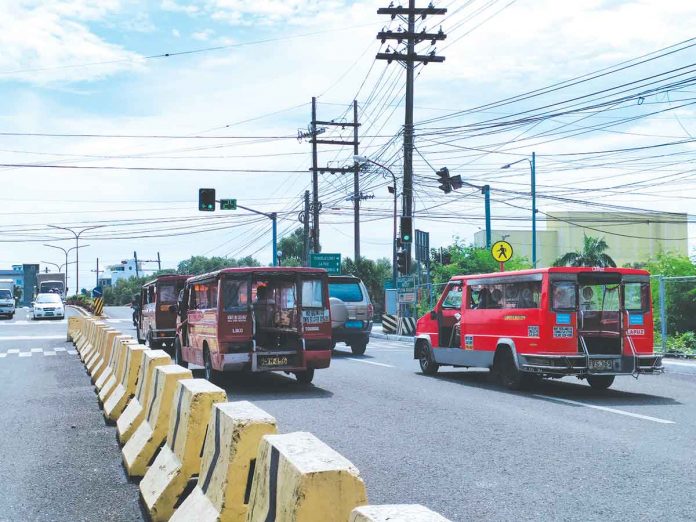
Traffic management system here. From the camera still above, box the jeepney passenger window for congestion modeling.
[624,283,648,312]
[302,279,323,308]
[194,284,210,309]
[503,282,541,309]
[222,280,248,312]
[442,285,462,309]
[552,282,576,311]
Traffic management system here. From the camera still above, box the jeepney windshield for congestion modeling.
[222,279,249,312]
[579,284,620,312]
[624,282,650,312]
[441,285,463,309]
[158,284,177,303]
[301,279,323,308]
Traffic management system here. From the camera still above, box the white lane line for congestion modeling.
[346,358,394,368]
[18,352,31,358]
[534,394,675,425]
[0,353,6,358]
[67,350,77,355]
[44,351,56,356]
[0,335,66,341]
[31,348,43,353]
[7,349,19,354]
[54,347,66,352]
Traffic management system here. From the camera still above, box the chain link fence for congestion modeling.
[653,275,696,357]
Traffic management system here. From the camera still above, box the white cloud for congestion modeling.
[0,1,143,83]
[172,28,181,37]
[160,0,200,15]
[192,28,215,41]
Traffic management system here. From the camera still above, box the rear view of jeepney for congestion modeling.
[218,268,332,384]
[520,269,663,389]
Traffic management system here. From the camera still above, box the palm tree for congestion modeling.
[553,234,617,267]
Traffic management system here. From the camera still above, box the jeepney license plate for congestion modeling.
[258,355,289,368]
[589,359,613,371]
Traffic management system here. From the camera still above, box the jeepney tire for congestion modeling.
[496,347,528,391]
[418,342,439,375]
[294,368,315,385]
[350,339,368,356]
[174,338,188,369]
[587,375,615,390]
[203,346,219,383]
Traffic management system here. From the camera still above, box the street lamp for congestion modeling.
[43,244,90,296]
[46,226,102,296]
[354,155,398,287]
[501,152,537,267]
[41,261,65,272]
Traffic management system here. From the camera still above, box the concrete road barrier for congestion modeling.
[246,431,368,522]
[117,350,172,445]
[350,505,452,521]
[140,378,227,521]
[93,334,126,389]
[170,401,278,522]
[84,323,110,365]
[73,318,93,353]
[67,316,83,342]
[98,339,140,403]
[103,342,149,422]
[87,329,119,377]
[122,364,193,478]
[77,319,100,359]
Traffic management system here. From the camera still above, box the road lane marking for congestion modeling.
[0,335,67,341]
[31,348,43,353]
[346,358,394,368]
[67,350,77,355]
[7,349,19,354]
[533,394,675,424]
[0,353,5,358]
[18,352,31,358]
[44,351,56,356]
[54,347,66,352]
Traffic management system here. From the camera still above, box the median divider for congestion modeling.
[67,315,83,342]
[246,431,368,521]
[140,379,227,521]
[103,342,149,422]
[117,349,172,444]
[67,313,453,522]
[122,364,193,478]
[170,401,278,522]
[350,505,452,521]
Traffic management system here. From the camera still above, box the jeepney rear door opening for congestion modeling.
[250,275,301,351]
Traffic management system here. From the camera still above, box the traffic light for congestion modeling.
[199,188,216,211]
[437,167,451,193]
[400,216,413,243]
[397,249,410,275]
[450,174,463,190]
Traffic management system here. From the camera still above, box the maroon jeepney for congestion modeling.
[174,267,332,384]
[137,274,189,351]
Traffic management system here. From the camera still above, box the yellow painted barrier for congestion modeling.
[103,342,149,422]
[90,334,129,384]
[170,401,278,522]
[122,364,193,477]
[83,321,108,362]
[94,336,128,392]
[98,339,141,404]
[246,432,368,522]
[74,318,94,353]
[117,349,172,444]
[87,329,119,377]
[350,505,452,522]
[67,316,82,342]
[140,379,227,521]
[77,319,100,359]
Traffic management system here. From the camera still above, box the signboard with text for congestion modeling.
[309,253,341,275]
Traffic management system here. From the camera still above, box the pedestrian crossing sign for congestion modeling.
[491,240,513,263]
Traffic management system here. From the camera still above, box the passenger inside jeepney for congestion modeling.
[253,284,275,328]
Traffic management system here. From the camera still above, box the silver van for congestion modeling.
[328,275,373,355]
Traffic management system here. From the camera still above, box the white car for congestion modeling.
[32,293,65,320]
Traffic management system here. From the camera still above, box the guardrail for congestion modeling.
[67,314,451,521]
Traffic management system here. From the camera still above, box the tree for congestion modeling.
[176,255,260,275]
[553,234,616,267]
[341,257,392,315]
[278,228,305,266]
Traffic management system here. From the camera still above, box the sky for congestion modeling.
[0,0,695,290]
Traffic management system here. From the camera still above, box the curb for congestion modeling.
[67,305,91,317]
[370,330,413,344]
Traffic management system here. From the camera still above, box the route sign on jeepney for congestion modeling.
[309,253,341,275]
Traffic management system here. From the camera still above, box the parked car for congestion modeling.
[0,288,15,318]
[32,293,65,320]
[328,275,373,355]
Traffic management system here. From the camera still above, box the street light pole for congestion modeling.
[354,155,398,287]
[47,225,103,296]
[501,152,537,267]
[43,244,90,296]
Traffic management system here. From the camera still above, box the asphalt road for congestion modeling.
[2,306,695,521]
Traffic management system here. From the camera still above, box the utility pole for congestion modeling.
[133,251,139,277]
[303,190,310,265]
[376,2,446,259]
[92,258,101,287]
[305,97,361,256]
[353,100,360,261]
[482,185,492,248]
[157,252,162,272]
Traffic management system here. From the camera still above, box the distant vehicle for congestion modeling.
[0,285,15,319]
[36,273,66,297]
[328,275,373,355]
[415,267,663,390]
[136,275,189,352]
[175,267,332,384]
[32,293,65,320]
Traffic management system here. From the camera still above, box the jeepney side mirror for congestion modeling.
[429,310,437,320]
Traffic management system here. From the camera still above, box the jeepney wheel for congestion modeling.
[350,339,368,356]
[587,375,615,390]
[174,338,188,369]
[203,347,214,382]
[418,343,439,375]
[497,348,527,390]
[294,369,314,384]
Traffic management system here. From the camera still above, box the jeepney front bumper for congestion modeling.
[519,353,664,376]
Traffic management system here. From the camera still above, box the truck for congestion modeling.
[35,273,66,298]
[0,279,16,318]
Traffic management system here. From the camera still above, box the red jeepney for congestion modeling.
[415,267,663,390]
[137,274,189,351]
[174,267,332,384]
